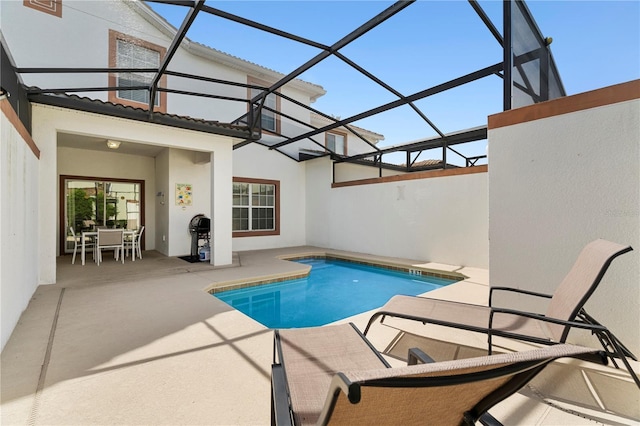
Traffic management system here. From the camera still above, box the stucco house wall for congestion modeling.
[1,101,40,351]
[306,158,489,268]
[488,80,640,353]
[232,143,307,251]
[334,161,409,182]
[0,1,168,95]
[1,0,324,118]
[155,149,170,256]
[166,148,212,257]
[309,113,385,157]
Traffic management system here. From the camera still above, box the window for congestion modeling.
[233,178,280,237]
[116,40,160,105]
[248,77,280,134]
[326,131,347,155]
[108,30,167,112]
[252,88,277,132]
[60,176,144,254]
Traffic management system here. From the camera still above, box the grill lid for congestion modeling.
[189,214,210,233]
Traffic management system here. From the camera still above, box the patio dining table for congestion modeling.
[81,229,138,265]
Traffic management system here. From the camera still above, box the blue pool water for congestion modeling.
[214,258,455,328]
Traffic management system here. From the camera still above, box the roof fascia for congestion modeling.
[29,93,252,140]
[128,1,177,39]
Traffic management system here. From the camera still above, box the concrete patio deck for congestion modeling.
[1,247,638,425]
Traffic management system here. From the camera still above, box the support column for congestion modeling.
[210,150,232,266]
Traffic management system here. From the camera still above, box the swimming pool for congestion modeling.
[213,258,456,328]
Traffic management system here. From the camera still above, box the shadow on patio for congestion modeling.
[2,248,639,425]
[1,251,276,425]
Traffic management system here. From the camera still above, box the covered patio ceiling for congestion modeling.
[3,0,564,172]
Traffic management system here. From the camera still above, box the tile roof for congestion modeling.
[401,159,443,167]
[27,90,253,139]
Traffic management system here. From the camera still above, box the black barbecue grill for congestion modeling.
[188,214,210,259]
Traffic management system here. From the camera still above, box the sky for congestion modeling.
[148,0,640,162]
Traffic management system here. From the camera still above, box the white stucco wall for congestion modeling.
[211,150,233,265]
[1,1,170,96]
[232,143,307,251]
[1,0,322,130]
[306,158,489,268]
[155,149,170,255]
[334,161,408,182]
[1,105,40,351]
[166,148,211,257]
[488,95,640,353]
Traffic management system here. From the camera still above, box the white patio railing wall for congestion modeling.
[305,159,489,269]
[488,80,640,355]
[1,101,40,351]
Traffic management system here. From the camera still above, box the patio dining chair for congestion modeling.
[95,229,124,265]
[271,323,606,426]
[124,226,145,260]
[68,226,94,264]
[363,239,639,388]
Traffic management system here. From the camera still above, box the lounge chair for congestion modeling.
[271,323,606,426]
[363,239,639,387]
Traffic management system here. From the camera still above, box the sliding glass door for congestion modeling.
[63,177,143,253]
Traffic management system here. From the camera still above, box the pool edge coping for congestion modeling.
[205,251,467,295]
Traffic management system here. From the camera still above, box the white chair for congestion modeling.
[69,227,94,265]
[96,229,124,265]
[124,226,144,261]
[134,226,145,259]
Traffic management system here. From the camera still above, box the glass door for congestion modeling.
[63,177,142,253]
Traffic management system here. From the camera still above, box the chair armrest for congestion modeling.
[408,347,435,365]
[478,412,504,426]
[316,373,360,426]
[489,307,608,332]
[489,308,611,367]
[271,364,294,426]
[489,286,552,308]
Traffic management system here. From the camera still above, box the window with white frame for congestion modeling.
[116,39,160,105]
[326,131,346,155]
[248,77,280,134]
[250,88,277,132]
[108,30,166,112]
[233,178,280,236]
